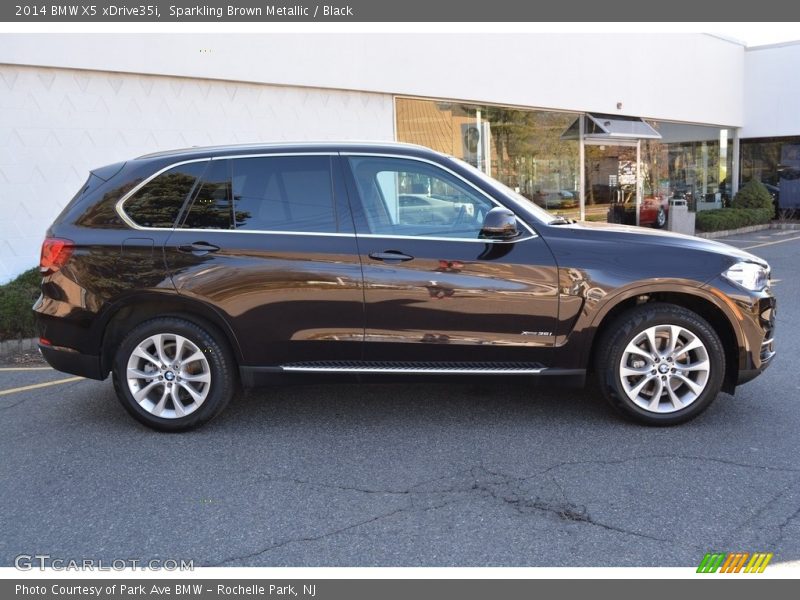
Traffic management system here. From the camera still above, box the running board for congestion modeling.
[239,363,586,387]
[280,360,546,375]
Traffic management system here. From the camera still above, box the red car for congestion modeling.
[608,195,668,228]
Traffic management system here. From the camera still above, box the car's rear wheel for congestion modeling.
[595,303,725,425]
[112,317,235,431]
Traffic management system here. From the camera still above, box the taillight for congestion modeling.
[40,238,74,274]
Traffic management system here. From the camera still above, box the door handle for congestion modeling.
[178,242,221,256]
[368,250,414,262]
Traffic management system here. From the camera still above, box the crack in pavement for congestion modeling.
[775,503,800,546]
[531,454,800,476]
[208,507,409,566]
[211,452,798,565]
[211,458,703,566]
[724,476,800,544]
[259,453,799,498]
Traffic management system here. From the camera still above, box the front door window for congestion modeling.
[347,156,496,240]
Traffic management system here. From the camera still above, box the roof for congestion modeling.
[136,140,439,161]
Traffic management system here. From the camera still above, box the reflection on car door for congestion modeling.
[343,155,560,366]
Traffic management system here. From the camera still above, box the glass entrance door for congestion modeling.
[584,141,642,226]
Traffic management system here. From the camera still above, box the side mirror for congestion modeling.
[480,207,519,240]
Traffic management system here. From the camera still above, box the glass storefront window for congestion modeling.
[598,121,734,227]
[641,121,733,211]
[741,136,800,213]
[396,97,735,228]
[396,98,581,219]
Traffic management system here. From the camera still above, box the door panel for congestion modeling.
[164,155,364,366]
[358,236,559,363]
[343,155,559,364]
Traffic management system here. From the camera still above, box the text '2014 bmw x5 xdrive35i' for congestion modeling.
[34,142,776,430]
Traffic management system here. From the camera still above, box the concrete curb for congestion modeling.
[696,224,772,239]
[0,337,38,358]
[696,221,800,239]
[769,222,800,230]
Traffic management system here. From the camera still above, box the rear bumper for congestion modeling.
[39,343,105,380]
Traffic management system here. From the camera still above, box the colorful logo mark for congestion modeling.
[697,552,773,573]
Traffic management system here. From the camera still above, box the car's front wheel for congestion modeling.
[112,317,235,431]
[595,303,725,425]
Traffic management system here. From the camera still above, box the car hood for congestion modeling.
[548,220,768,267]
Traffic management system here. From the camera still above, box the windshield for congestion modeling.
[450,157,561,225]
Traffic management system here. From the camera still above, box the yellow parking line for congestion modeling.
[0,376,84,396]
[743,234,800,250]
[0,367,54,372]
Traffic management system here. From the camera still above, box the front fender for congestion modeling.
[554,279,746,370]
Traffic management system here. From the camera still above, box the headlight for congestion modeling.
[723,261,769,291]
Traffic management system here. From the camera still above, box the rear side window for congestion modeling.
[123,162,206,228]
[182,155,338,233]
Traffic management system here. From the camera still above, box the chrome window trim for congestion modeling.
[115,150,538,245]
[116,152,338,232]
[115,158,211,230]
[356,233,524,244]
[171,228,355,238]
[341,152,538,242]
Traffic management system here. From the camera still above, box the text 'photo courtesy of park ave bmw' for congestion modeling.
[33,141,776,431]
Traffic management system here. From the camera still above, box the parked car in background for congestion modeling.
[607,194,669,228]
[35,142,775,430]
[533,189,578,210]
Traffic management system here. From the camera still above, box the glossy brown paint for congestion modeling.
[164,231,365,364]
[536,222,776,384]
[355,236,559,364]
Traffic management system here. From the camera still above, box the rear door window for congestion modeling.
[181,155,338,233]
[181,160,232,229]
[231,155,337,232]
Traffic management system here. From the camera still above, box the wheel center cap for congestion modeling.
[164,371,175,381]
[658,364,670,374]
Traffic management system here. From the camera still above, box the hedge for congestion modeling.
[731,180,774,210]
[0,268,41,341]
[695,208,774,233]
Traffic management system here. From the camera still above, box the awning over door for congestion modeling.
[561,114,662,141]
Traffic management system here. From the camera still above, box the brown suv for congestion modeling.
[34,142,775,430]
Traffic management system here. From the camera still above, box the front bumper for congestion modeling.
[704,276,776,386]
[737,294,776,384]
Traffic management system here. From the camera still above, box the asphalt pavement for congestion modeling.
[1,229,799,568]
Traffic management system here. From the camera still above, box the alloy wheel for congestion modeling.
[125,333,211,419]
[619,324,710,413]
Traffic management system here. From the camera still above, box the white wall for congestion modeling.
[1,33,745,126]
[742,41,800,138]
[0,64,393,283]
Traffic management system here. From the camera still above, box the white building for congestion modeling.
[1,33,798,282]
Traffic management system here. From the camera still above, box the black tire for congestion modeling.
[594,303,725,426]
[112,317,235,431]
